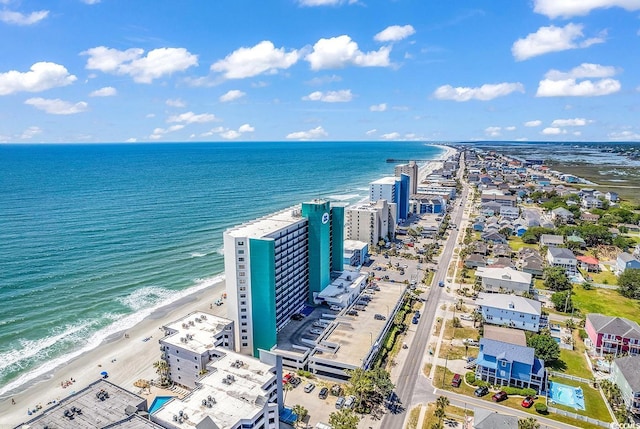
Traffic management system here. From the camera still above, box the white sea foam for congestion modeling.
[326,194,360,201]
[116,286,176,311]
[216,246,224,255]
[0,273,225,398]
[190,252,207,258]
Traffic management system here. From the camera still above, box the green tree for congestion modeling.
[291,404,308,428]
[550,290,574,313]
[344,367,394,412]
[618,269,640,299]
[544,267,572,291]
[527,333,560,363]
[153,360,170,385]
[436,395,450,410]
[519,417,540,429]
[521,227,555,244]
[328,408,360,429]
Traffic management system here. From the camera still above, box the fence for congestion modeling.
[549,371,592,384]
[547,406,612,428]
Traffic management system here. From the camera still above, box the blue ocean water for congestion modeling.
[0,141,443,395]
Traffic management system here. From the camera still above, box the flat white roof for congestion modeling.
[225,205,305,239]
[371,176,398,185]
[343,240,368,251]
[477,292,541,315]
[475,267,531,284]
[162,312,233,355]
[317,270,368,300]
[153,350,275,428]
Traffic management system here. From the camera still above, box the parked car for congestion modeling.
[521,396,534,408]
[474,386,489,397]
[304,382,315,393]
[463,338,479,347]
[335,396,345,409]
[310,328,324,335]
[374,313,386,321]
[344,395,356,409]
[291,313,304,321]
[283,373,293,384]
[492,391,508,402]
[412,317,419,324]
[318,387,329,399]
[290,377,301,387]
[330,305,342,311]
[451,373,461,388]
[414,310,421,318]
[346,310,358,316]
[313,321,327,328]
[438,280,445,287]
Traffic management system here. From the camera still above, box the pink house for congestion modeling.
[585,314,640,356]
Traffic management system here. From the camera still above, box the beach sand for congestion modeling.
[1,279,228,428]
[419,144,457,180]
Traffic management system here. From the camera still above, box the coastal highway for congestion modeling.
[382,169,470,429]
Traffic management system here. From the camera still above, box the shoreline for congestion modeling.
[0,279,228,427]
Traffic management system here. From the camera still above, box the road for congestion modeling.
[382,159,470,429]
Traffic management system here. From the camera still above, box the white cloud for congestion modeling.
[211,41,299,79]
[297,0,357,6]
[82,46,198,83]
[381,132,401,140]
[25,98,88,115]
[541,127,567,135]
[81,0,101,4]
[0,62,76,95]
[366,129,377,136]
[89,86,116,97]
[166,98,186,107]
[305,35,391,70]
[0,9,48,25]
[305,75,342,85]
[524,120,542,127]
[433,82,524,101]
[303,89,353,102]
[533,0,640,18]
[370,103,387,112]
[512,23,605,61]
[145,113,156,118]
[286,126,328,140]
[374,25,415,43]
[20,126,42,139]
[219,89,246,102]
[220,130,241,140]
[551,118,590,126]
[485,126,502,137]
[537,63,621,97]
[505,126,516,131]
[149,124,185,139]
[125,138,137,143]
[167,111,218,124]
[238,124,255,133]
[573,131,582,136]
[609,130,640,140]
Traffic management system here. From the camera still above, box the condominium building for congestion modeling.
[395,160,419,195]
[370,175,410,221]
[345,199,396,246]
[223,199,344,357]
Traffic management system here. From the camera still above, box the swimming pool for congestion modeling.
[548,381,585,411]
[149,396,174,414]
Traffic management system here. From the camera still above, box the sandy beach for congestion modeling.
[419,144,457,180]
[1,279,228,428]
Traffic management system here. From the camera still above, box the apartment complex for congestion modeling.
[345,199,397,246]
[394,160,419,194]
[223,200,344,357]
[369,175,410,221]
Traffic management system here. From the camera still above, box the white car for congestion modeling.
[330,305,342,311]
[310,328,324,335]
[459,314,474,321]
[313,321,327,328]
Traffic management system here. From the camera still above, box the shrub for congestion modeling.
[297,369,312,378]
[465,372,476,385]
[502,386,537,396]
[535,403,548,414]
[578,329,588,340]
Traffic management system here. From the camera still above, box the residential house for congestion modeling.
[616,253,640,275]
[585,314,640,356]
[481,202,502,217]
[577,255,600,272]
[475,337,546,392]
[481,192,517,207]
[490,257,515,269]
[581,212,600,223]
[465,254,487,269]
[492,244,512,258]
[476,292,542,332]
[582,196,604,209]
[606,191,619,203]
[566,234,586,249]
[472,408,519,429]
[539,234,564,248]
[546,247,577,275]
[481,231,507,244]
[471,241,489,255]
[522,257,544,277]
[475,267,532,295]
[611,356,640,415]
[550,207,574,224]
[500,206,520,220]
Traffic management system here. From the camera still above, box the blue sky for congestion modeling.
[0,0,639,143]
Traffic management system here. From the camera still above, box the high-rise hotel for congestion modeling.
[223,199,344,357]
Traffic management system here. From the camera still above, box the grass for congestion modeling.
[433,366,475,396]
[443,319,479,341]
[508,236,536,251]
[421,403,472,429]
[585,269,618,285]
[423,363,432,378]
[407,406,421,429]
[433,318,443,337]
[547,377,613,422]
[497,395,605,429]
[555,347,593,379]
[572,286,640,324]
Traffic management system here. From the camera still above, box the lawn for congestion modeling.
[585,269,618,285]
[438,343,479,361]
[572,286,640,324]
[407,406,421,429]
[507,236,536,252]
[547,378,613,423]
[443,319,479,341]
[421,403,472,429]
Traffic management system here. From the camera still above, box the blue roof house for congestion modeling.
[475,338,546,393]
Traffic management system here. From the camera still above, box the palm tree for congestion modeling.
[434,406,446,424]
[152,360,170,386]
[291,404,308,428]
[518,417,540,429]
[436,395,449,410]
[328,408,360,429]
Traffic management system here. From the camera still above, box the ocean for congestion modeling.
[0,141,444,396]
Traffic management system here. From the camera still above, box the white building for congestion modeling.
[152,349,281,429]
[475,267,532,295]
[395,161,419,195]
[343,239,368,268]
[546,247,577,275]
[476,292,542,332]
[316,270,368,308]
[345,199,396,246]
[370,176,398,205]
[160,312,235,389]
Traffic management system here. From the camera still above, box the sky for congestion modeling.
[0,0,639,143]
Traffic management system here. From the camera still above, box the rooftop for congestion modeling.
[225,205,306,239]
[483,325,526,346]
[587,314,640,339]
[618,252,640,263]
[343,239,368,251]
[161,311,233,355]
[473,408,518,429]
[371,176,398,185]
[479,338,536,366]
[475,267,531,284]
[614,356,640,392]
[153,349,276,429]
[476,292,541,315]
[547,247,576,259]
[317,270,368,302]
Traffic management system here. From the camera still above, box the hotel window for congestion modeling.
[238,241,244,245]
[242,342,248,346]
[239,272,246,277]
[238,250,245,254]
[242,336,248,340]
[241,300,246,305]
[241,315,247,319]
[239,286,246,291]
[240,294,246,298]
[242,329,247,333]
[238,257,245,262]
[238,264,246,269]
[241,322,247,326]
